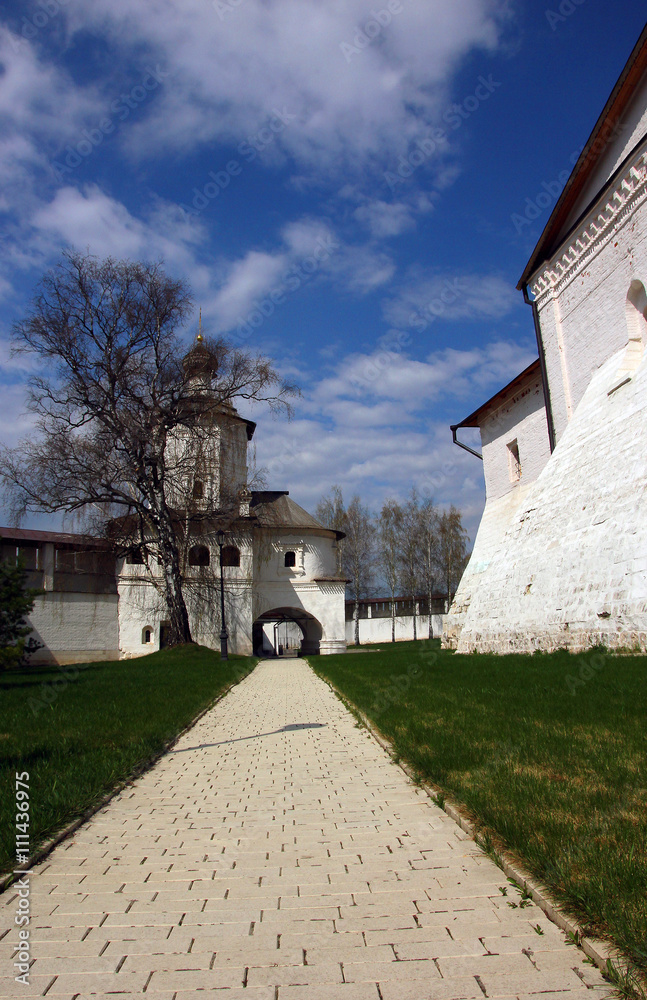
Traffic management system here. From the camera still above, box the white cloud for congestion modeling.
[245,334,536,543]
[210,250,289,332]
[27,185,207,269]
[204,216,396,331]
[383,269,519,330]
[0,27,104,190]
[62,0,510,175]
[309,340,535,418]
[353,200,416,239]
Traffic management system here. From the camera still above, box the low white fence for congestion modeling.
[345,613,445,645]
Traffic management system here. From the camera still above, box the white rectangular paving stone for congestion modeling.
[0,658,610,998]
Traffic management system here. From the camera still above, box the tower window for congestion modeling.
[126,548,145,565]
[507,439,521,482]
[192,479,204,499]
[142,627,152,644]
[284,551,296,568]
[222,545,240,567]
[189,544,210,567]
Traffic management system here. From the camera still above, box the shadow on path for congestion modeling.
[172,722,327,753]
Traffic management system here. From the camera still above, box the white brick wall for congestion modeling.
[446,333,647,653]
[28,592,119,664]
[444,130,647,653]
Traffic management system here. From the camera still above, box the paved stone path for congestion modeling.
[1,658,608,999]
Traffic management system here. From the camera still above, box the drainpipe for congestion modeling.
[450,424,483,460]
[522,283,556,453]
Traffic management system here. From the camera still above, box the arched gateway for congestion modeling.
[253,607,323,656]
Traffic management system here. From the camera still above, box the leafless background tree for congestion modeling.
[316,485,374,646]
[319,484,470,643]
[0,251,298,645]
[377,498,402,643]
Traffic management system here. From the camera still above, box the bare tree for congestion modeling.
[399,489,424,640]
[343,495,375,646]
[418,496,439,638]
[378,498,402,643]
[0,251,298,646]
[316,486,374,645]
[315,484,346,574]
[437,505,470,609]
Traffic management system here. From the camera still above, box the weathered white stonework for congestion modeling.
[444,38,647,653]
[447,347,647,652]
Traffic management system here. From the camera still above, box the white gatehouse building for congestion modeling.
[2,338,347,662]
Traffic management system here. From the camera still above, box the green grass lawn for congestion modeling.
[312,640,647,975]
[0,646,256,876]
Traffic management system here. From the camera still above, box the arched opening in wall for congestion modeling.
[126,548,144,564]
[222,545,240,567]
[284,550,296,568]
[142,627,153,645]
[188,544,210,567]
[252,607,323,657]
[192,479,204,500]
[611,280,647,393]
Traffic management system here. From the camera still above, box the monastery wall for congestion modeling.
[443,368,550,649]
[481,375,551,501]
[533,140,647,442]
[346,614,444,645]
[117,548,255,657]
[28,592,119,665]
[450,344,647,653]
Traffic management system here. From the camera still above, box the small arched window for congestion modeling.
[142,627,152,644]
[126,548,144,565]
[284,550,296,568]
[222,545,240,567]
[189,544,210,567]
[192,479,204,499]
[610,279,647,394]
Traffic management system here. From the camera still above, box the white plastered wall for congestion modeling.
[445,141,647,653]
[534,140,647,443]
[443,369,551,649]
[28,593,119,664]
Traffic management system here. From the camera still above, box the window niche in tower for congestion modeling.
[188,544,210,567]
[284,551,296,568]
[507,439,521,482]
[222,545,240,567]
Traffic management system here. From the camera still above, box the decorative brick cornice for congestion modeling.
[530,143,647,307]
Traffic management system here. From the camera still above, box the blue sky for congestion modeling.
[1,0,645,540]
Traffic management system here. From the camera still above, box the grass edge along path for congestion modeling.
[310,640,647,993]
[0,645,257,881]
